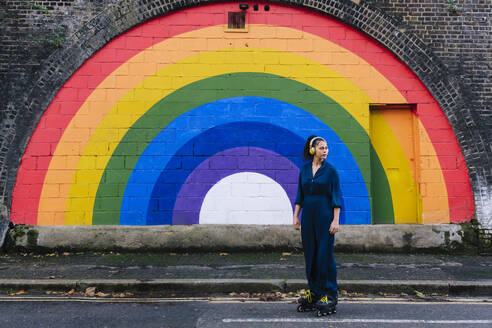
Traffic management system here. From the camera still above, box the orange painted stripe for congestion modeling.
[38,24,412,225]
[12,3,467,226]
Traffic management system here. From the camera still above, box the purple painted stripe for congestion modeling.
[172,147,299,225]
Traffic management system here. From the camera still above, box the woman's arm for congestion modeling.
[293,170,304,230]
[293,204,301,230]
[329,207,340,234]
[329,167,342,234]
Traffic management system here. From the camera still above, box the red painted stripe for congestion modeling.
[264,3,474,221]
[11,1,473,224]
[10,11,196,224]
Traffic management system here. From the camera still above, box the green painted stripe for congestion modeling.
[370,146,394,224]
[93,73,393,224]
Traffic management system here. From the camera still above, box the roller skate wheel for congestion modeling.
[297,305,304,312]
[316,310,322,317]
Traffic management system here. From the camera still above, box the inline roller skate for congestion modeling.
[296,289,319,312]
[315,295,337,316]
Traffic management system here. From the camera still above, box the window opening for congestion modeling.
[228,12,246,29]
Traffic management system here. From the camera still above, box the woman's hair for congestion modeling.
[303,135,325,161]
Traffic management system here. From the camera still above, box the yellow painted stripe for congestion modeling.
[36,25,431,225]
[42,25,398,225]
[379,110,449,223]
[380,110,451,223]
[370,110,420,224]
[64,48,378,224]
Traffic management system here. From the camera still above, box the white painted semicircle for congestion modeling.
[199,172,292,225]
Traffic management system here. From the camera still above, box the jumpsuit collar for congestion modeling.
[311,160,327,179]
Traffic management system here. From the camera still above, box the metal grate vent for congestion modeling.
[228,12,246,29]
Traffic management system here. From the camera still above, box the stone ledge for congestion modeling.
[4,224,477,253]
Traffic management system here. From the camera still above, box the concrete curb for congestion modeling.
[1,279,491,296]
[5,224,474,253]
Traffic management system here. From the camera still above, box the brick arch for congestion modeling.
[1,0,488,237]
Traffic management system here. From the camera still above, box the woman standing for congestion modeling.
[293,135,342,316]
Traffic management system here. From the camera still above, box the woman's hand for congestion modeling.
[293,204,302,230]
[330,207,340,234]
[293,216,300,230]
[329,220,339,234]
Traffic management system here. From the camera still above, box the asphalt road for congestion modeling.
[0,297,491,328]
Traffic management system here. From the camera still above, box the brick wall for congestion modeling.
[366,0,491,153]
[0,0,490,241]
[1,0,119,201]
[365,0,491,227]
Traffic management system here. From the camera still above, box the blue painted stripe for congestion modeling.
[146,124,305,225]
[120,97,370,225]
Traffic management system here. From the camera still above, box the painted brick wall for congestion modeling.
[1,0,120,205]
[365,0,491,228]
[0,1,490,239]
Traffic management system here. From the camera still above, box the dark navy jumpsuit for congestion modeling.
[295,160,342,300]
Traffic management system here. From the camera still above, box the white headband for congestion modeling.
[309,137,325,148]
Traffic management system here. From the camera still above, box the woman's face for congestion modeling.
[314,141,328,160]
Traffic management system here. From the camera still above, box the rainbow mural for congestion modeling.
[10,2,474,226]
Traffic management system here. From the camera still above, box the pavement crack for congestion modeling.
[217,264,300,270]
[88,265,120,270]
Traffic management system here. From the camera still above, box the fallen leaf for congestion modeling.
[414,290,425,298]
[219,252,229,256]
[96,292,110,297]
[8,290,26,296]
[85,287,96,297]
[67,289,75,295]
[279,258,286,261]
[282,252,292,256]
[62,252,70,256]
